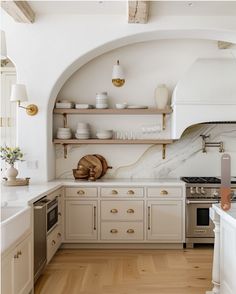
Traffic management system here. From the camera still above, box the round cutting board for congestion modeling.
[78,155,103,179]
[93,154,112,177]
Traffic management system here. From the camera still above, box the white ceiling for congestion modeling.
[29,1,236,16]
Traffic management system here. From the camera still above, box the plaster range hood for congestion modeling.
[171,58,236,139]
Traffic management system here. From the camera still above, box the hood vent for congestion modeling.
[171,58,236,139]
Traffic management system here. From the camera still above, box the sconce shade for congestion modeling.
[112,60,125,87]
[10,84,28,102]
[1,30,7,59]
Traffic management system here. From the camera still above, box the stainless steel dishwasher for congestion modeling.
[34,198,47,282]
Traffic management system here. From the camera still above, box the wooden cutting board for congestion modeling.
[93,154,112,177]
[78,155,103,180]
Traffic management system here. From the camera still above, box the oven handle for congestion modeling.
[186,200,219,204]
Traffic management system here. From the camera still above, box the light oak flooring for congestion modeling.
[35,248,213,294]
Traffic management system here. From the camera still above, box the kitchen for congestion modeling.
[1,1,236,294]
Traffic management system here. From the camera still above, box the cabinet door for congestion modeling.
[65,201,97,240]
[147,200,183,241]
[13,235,32,294]
[1,251,13,294]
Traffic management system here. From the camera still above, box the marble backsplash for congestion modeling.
[56,124,236,179]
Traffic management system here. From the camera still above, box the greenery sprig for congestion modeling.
[0,146,24,166]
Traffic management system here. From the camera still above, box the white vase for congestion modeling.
[155,84,169,109]
[5,165,18,181]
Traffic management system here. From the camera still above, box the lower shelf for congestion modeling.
[53,139,174,159]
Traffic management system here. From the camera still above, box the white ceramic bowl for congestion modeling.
[96,130,113,139]
[96,104,108,109]
[75,133,90,140]
[56,133,72,139]
[58,127,71,132]
[115,103,128,109]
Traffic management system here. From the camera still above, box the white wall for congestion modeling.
[55,39,236,179]
[1,8,236,181]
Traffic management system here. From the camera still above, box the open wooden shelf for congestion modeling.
[53,107,172,115]
[53,139,173,159]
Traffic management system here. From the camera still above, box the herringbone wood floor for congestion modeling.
[35,248,213,294]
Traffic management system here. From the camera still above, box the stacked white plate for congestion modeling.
[75,122,90,139]
[57,128,72,139]
[96,92,108,109]
[56,100,74,109]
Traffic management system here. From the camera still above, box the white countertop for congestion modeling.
[1,178,185,206]
[212,203,236,228]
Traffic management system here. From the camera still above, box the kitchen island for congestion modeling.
[207,203,236,294]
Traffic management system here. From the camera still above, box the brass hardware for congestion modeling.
[127,229,134,234]
[111,190,118,195]
[63,144,68,159]
[127,209,134,214]
[26,104,38,116]
[112,78,125,87]
[93,206,97,230]
[200,134,224,153]
[110,229,118,234]
[148,206,151,230]
[14,254,19,259]
[17,251,22,256]
[63,113,67,128]
[58,212,62,216]
[77,190,85,195]
[51,240,56,246]
[127,190,135,195]
[57,233,61,238]
[160,190,168,195]
[110,208,118,213]
[162,144,166,160]
[162,113,166,130]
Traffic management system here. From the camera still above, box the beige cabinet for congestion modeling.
[147,200,183,242]
[65,200,97,240]
[47,224,62,264]
[1,234,33,294]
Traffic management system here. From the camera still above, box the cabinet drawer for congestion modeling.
[47,225,62,263]
[101,201,143,221]
[147,187,182,198]
[101,222,143,240]
[65,187,97,198]
[101,187,143,198]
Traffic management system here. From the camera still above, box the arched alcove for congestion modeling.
[46,29,236,179]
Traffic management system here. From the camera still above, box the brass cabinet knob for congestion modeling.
[110,208,118,213]
[14,254,19,259]
[58,212,62,216]
[111,190,118,195]
[17,251,22,256]
[127,208,134,214]
[77,190,85,195]
[110,229,118,234]
[127,190,135,195]
[127,229,135,234]
[52,240,56,246]
[160,190,168,195]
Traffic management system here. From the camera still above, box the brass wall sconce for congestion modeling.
[112,60,125,87]
[10,84,38,116]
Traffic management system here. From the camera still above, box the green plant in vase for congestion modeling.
[0,146,24,181]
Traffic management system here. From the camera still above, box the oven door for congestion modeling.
[47,198,58,233]
[186,200,217,238]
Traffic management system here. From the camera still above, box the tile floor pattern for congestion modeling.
[35,248,213,294]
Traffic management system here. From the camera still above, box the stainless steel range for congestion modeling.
[181,177,236,248]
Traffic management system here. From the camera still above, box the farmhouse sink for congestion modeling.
[1,205,31,253]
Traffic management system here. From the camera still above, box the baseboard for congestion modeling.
[61,243,184,249]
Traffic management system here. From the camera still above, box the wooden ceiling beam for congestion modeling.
[128,1,149,24]
[1,1,35,23]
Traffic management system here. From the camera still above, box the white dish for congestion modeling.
[127,105,148,109]
[56,102,74,109]
[75,134,90,140]
[58,127,71,132]
[96,130,113,139]
[75,104,92,109]
[115,103,128,109]
[57,134,72,139]
[96,105,108,109]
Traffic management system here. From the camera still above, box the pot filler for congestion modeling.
[171,58,236,139]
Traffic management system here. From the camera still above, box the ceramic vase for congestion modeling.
[155,84,169,109]
[5,164,18,181]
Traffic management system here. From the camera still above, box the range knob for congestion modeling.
[190,187,195,195]
[200,187,206,195]
[213,190,219,197]
[195,187,201,194]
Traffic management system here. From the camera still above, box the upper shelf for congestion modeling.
[53,107,172,115]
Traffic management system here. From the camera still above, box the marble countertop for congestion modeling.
[1,178,185,206]
[212,203,236,228]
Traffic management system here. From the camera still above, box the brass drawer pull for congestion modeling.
[127,190,135,195]
[127,229,135,234]
[160,190,168,195]
[127,209,134,214]
[110,229,118,234]
[57,233,61,238]
[110,208,118,213]
[17,251,22,256]
[51,240,56,246]
[111,190,118,195]
[77,190,85,195]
